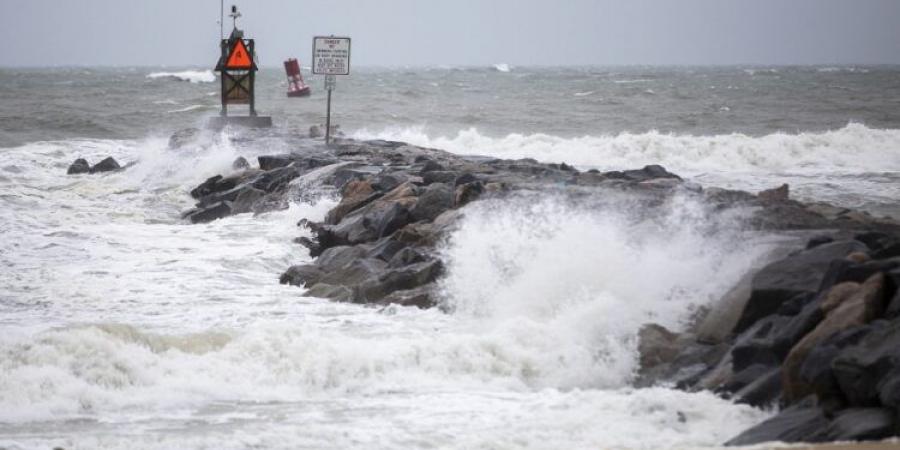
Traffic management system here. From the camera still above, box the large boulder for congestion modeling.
[734,241,868,333]
[731,366,782,407]
[637,324,683,373]
[378,285,435,308]
[797,323,882,410]
[230,186,267,214]
[410,183,454,222]
[822,408,897,442]
[186,201,232,224]
[90,156,121,173]
[730,315,792,372]
[66,158,90,175]
[279,264,325,287]
[251,164,301,193]
[357,259,443,301]
[724,401,829,446]
[833,316,900,407]
[783,274,886,403]
[325,180,379,224]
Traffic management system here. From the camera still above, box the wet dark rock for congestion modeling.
[455,181,484,207]
[66,158,90,175]
[783,274,886,403]
[733,240,868,333]
[731,314,792,372]
[316,245,368,272]
[724,400,829,446]
[422,170,458,185]
[279,264,325,287]
[419,159,444,172]
[719,363,774,394]
[357,259,443,302]
[186,201,232,224]
[886,271,900,319]
[854,231,896,254]
[388,247,426,268]
[732,366,782,407]
[258,154,296,171]
[822,408,897,442]
[758,183,789,203]
[637,324,682,373]
[251,164,301,192]
[833,317,900,407]
[874,243,900,260]
[318,258,387,287]
[454,172,478,186]
[366,237,407,263]
[613,164,681,182]
[231,186,266,214]
[378,285,435,308]
[90,157,121,173]
[806,235,835,249]
[305,283,353,302]
[797,323,882,410]
[769,298,826,360]
[371,172,406,192]
[411,183,454,222]
[232,156,250,170]
[191,174,239,199]
[326,180,379,225]
[776,292,815,316]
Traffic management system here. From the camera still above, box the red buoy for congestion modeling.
[284,58,311,97]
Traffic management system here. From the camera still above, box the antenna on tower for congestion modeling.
[229,5,242,30]
[219,0,224,40]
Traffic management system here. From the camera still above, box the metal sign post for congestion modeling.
[312,36,351,145]
[324,75,336,144]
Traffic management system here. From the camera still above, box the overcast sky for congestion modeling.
[2,0,900,67]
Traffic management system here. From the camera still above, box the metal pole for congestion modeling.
[325,87,332,145]
[219,0,223,41]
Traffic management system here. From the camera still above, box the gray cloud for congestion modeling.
[2,0,899,67]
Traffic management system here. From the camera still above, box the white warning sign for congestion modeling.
[312,36,351,75]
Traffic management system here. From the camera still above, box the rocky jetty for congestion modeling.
[182,130,900,446]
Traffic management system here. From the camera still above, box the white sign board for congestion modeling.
[312,36,351,75]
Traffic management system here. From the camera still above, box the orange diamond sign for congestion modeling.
[225,39,252,69]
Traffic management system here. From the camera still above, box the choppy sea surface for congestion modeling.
[1,65,899,449]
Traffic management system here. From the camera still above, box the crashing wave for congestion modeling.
[147,70,216,84]
[352,123,900,175]
[493,63,511,73]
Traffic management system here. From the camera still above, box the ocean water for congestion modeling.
[1,65,899,449]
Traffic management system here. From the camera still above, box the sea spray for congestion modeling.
[438,191,776,388]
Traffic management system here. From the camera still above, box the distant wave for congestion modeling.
[817,67,869,74]
[147,70,216,84]
[612,79,651,84]
[743,68,779,76]
[352,123,900,175]
[492,63,511,73]
[165,104,212,114]
[573,91,596,97]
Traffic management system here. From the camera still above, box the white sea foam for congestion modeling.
[493,63,511,73]
[352,123,900,175]
[0,132,774,448]
[146,70,216,83]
